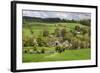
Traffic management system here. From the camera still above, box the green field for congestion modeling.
[23,22,87,37]
[23,48,91,62]
[22,21,91,63]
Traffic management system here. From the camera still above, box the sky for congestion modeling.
[23,10,91,20]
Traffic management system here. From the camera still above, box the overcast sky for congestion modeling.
[23,10,91,20]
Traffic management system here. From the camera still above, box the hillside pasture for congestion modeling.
[22,22,91,63]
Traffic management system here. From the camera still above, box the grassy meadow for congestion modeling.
[23,48,90,62]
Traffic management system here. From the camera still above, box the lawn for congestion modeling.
[22,48,91,62]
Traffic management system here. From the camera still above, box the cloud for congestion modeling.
[23,10,91,20]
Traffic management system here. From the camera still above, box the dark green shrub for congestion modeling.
[41,48,45,53]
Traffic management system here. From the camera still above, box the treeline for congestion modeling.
[23,16,79,23]
[23,16,91,26]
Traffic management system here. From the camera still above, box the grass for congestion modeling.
[22,48,91,62]
[22,22,91,63]
[23,22,87,37]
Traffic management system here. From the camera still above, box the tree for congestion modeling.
[61,28,67,37]
[22,35,31,47]
[43,29,49,37]
[88,27,91,36]
[83,34,91,48]
[63,32,73,42]
[55,45,64,53]
[81,27,88,35]
[37,37,44,46]
[54,28,61,37]
[80,19,91,26]
[37,37,48,47]
[30,29,34,34]
[75,25,81,31]
[75,34,90,48]
[71,37,78,49]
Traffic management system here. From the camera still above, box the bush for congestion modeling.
[55,45,65,53]
[33,45,37,51]
[41,48,45,53]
